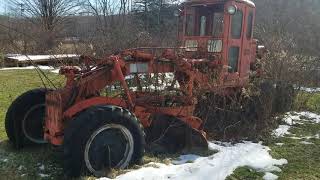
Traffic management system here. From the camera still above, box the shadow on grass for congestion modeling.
[0,140,65,180]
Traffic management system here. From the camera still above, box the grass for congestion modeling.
[0,70,65,179]
[294,91,320,114]
[268,121,320,180]
[1,70,320,179]
[0,141,63,179]
[226,167,264,180]
[228,115,320,180]
[0,70,64,140]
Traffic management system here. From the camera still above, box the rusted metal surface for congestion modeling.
[43,0,259,151]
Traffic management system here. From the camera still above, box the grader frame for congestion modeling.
[45,0,257,146]
[6,0,261,177]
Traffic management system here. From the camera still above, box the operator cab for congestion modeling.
[179,0,256,82]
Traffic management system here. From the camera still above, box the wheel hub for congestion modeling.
[22,104,47,144]
[84,124,134,176]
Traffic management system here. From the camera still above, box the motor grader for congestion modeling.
[5,0,266,177]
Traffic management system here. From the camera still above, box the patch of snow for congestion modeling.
[38,173,50,178]
[275,143,284,146]
[238,0,255,7]
[126,73,179,92]
[263,172,278,180]
[300,141,314,145]
[2,158,8,162]
[18,165,24,171]
[98,141,287,180]
[299,87,320,93]
[272,125,291,137]
[283,111,320,124]
[282,114,301,125]
[21,174,27,177]
[172,154,200,165]
[289,137,302,140]
[297,112,320,123]
[51,69,60,73]
[274,112,320,139]
[0,65,61,74]
[39,164,45,171]
[7,54,79,62]
[302,135,318,140]
[0,66,54,71]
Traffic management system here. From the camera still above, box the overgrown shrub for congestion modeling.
[0,52,4,68]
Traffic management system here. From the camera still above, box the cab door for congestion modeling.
[240,7,255,83]
[224,2,246,85]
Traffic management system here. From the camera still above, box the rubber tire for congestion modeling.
[5,88,49,149]
[63,105,145,177]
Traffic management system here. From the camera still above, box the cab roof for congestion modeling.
[183,0,255,8]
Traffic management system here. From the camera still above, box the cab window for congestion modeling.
[231,10,243,39]
[246,11,253,39]
[185,5,224,37]
[212,12,224,36]
[186,14,195,36]
[200,16,207,36]
[228,47,240,73]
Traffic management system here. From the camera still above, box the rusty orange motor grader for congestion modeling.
[5,0,259,177]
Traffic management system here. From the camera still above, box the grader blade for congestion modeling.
[145,115,208,154]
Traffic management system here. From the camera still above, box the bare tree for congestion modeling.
[254,0,320,86]
[10,0,80,53]
[80,0,142,55]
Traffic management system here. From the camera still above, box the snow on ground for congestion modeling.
[263,172,279,180]
[299,141,314,145]
[0,66,60,74]
[18,165,24,171]
[299,87,320,93]
[0,66,54,71]
[97,111,320,180]
[99,141,287,180]
[51,69,60,73]
[39,164,45,171]
[273,111,320,137]
[297,112,320,123]
[38,173,50,178]
[272,125,291,137]
[6,54,79,62]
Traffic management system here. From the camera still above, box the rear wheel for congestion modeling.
[63,106,145,177]
[5,88,49,149]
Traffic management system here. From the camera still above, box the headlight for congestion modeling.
[185,40,198,52]
[208,40,222,53]
[227,5,237,15]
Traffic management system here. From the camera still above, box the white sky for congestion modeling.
[0,0,183,15]
[0,0,8,14]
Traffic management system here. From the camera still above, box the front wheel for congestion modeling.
[63,106,145,177]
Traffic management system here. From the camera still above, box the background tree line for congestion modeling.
[0,0,319,85]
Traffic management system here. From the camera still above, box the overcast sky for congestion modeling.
[0,0,8,14]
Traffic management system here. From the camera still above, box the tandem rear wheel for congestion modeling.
[5,88,50,149]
